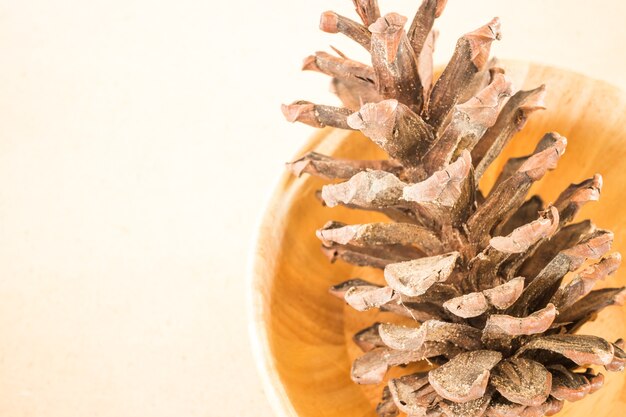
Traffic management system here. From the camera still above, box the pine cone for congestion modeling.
[282,1,626,416]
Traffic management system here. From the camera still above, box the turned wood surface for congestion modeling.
[250,62,626,417]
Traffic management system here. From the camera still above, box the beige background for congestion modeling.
[0,1,624,416]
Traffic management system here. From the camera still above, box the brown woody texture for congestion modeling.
[282,1,625,416]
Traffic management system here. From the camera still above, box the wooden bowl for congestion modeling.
[249,62,626,417]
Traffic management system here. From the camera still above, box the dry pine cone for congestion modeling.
[282,1,626,416]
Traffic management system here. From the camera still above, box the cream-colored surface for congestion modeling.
[0,1,624,416]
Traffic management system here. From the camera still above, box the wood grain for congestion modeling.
[249,62,626,417]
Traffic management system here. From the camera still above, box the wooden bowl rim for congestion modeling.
[247,126,334,417]
[246,61,626,417]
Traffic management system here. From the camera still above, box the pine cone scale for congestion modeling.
[282,1,625,415]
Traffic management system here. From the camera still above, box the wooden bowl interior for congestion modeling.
[251,63,626,417]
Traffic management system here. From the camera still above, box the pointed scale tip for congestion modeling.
[487,16,502,40]
[301,55,319,72]
[571,174,603,205]
[346,112,365,130]
[489,206,559,254]
[285,158,308,177]
[281,102,307,122]
[281,101,318,127]
[368,12,407,34]
[456,73,513,126]
[518,134,567,180]
[594,173,604,189]
[316,221,353,246]
[369,13,407,63]
[347,99,398,132]
[562,230,614,267]
[574,251,623,296]
[520,84,548,112]
[465,17,502,70]
[463,72,513,106]
[319,11,339,33]
[616,288,626,306]
[487,303,557,336]
[403,150,471,206]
